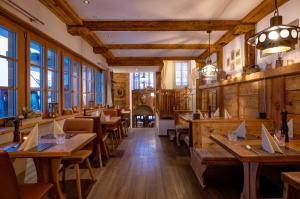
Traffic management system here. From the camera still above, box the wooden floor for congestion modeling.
[24,128,241,199]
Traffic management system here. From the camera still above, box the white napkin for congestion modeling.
[19,124,39,151]
[213,108,220,118]
[204,113,208,119]
[288,119,293,138]
[234,121,246,139]
[199,111,204,119]
[53,120,65,135]
[224,109,232,119]
[261,124,283,154]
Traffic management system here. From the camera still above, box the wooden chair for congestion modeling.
[62,118,96,199]
[0,151,53,199]
[103,109,118,117]
[282,172,300,199]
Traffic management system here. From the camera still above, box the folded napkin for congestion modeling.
[213,108,220,118]
[234,121,246,139]
[19,124,39,151]
[261,124,282,154]
[288,119,293,138]
[53,120,65,135]
[199,111,204,119]
[224,109,232,119]
[204,113,208,119]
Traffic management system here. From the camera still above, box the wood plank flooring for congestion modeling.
[24,128,241,199]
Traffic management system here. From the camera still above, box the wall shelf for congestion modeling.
[199,62,300,89]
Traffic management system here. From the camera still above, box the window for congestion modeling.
[30,40,43,112]
[95,71,104,105]
[72,61,81,107]
[0,25,17,118]
[133,72,155,89]
[175,61,189,88]
[47,49,58,105]
[63,56,72,109]
[87,66,95,106]
[82,65,95,107]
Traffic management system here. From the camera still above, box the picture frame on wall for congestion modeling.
[230,50,235,61]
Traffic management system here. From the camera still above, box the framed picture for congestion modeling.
[231,50,235,61]
[227,58,230,68]
[235,49,241,58]
[230,61,235,71]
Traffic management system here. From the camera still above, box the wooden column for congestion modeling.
[156,72,161,90]
[244,29,256,67]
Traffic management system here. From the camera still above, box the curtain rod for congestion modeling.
[3,0,44,25]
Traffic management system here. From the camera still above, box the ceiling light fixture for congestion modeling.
[248,0,300,55]
[199,31,219,79]
[83,0,90,5]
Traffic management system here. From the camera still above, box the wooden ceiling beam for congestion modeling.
[198,0,289,60]
[39,0,115,60]
[114,57,198,61]
[108,59,163,66]
[94,44,210,51]
[72,20,243,31]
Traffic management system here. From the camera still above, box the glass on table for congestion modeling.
[227,132,237,142]
[55,134,66,145]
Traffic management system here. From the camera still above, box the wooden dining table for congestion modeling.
[210,134,300,199]
[1,133,96,199]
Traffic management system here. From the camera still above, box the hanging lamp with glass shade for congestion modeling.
[248,0,300,55]
[199,31,219,79]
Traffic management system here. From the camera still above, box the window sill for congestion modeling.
[0,112,85,136]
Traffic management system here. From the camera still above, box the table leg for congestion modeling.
[34,158,65,199]
[97,143,103,168]
[241,162,260,199]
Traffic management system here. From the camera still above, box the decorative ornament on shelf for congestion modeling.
[199,31,219,80]
[248,0,300,55]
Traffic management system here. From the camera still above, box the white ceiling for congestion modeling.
[66,0,264,69]
[97,31,226,44]
[67,0,263,20]
[111,49,205,57]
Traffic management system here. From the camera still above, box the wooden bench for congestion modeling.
[191,143,240,188]
[282,172,300,199]
[188,118,274,189]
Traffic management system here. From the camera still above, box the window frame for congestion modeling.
[27,33,61,114]
[0,24,18,118]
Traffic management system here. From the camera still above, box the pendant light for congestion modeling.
[248,0,300,55]
[199,31,219,79]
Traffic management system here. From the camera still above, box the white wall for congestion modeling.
[256,0,300,69]
[223,34,245,75]
[0,0,108,68]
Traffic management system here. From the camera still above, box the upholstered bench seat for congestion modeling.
[191,143,240,188]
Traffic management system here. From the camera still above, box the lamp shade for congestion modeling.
[248,15,300,55]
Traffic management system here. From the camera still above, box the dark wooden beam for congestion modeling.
[71,20,243,31]
[94,44,209,51]
[114,57,198,61]
[39,0,115,60]
[108,59,163,66]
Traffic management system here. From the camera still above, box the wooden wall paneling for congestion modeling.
[196,79,200,110]
[112,73,130,109]
[270,77,286,128]
[223,85,238,118]
[285,75,300,134]
[216,86,223,115]
[156,72,161,90]
[239,81,260,119]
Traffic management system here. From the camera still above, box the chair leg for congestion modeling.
[62,166,66,187]
[103,140,110,158]
[86,159,96,182]
[96,144,103,168]
[75,164,82,199]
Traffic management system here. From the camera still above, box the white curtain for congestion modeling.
[106,70,113,106]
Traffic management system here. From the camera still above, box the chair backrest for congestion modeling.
[0,151,21,199]
[103,109,118,117]
[63,118,94,134]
